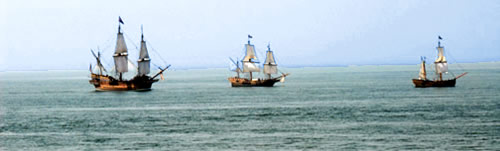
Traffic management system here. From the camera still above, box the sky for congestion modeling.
[0,0,499,71]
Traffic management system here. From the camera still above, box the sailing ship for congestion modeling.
[228,35,289,87]
[412,36,467,87]
[89,17,169,91]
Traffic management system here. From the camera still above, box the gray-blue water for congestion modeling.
[1,63,499,150]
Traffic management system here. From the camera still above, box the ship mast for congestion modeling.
[97,51,103,75]
[91,50,106,75]
[113,17,128,81]
[236,59,241,78]
[263,43,278,79]
[434,36,448,81]
[418,56,427,80]
[229,57,241,78]
[137,25,151,77]
[242,35,260,80]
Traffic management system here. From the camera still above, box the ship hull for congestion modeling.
[228,77,279,87]
[89,74,158,91]
[412,79,456,88]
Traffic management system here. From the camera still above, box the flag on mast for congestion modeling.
[248,35,252,39]
[119,16,124,24]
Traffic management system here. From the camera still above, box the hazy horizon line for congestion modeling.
[2,60,499,72]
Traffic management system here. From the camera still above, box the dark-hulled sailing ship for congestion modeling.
[228,35,289,87]
[89,17,169,91]
[412,36,467,87]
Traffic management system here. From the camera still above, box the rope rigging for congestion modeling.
[123,31,169,69]
[445,47,466,74]
[145,40,169,66]
[93,31,170,74]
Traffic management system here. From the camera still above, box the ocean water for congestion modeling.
[1,63,499,150]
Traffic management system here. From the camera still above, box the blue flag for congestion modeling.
[119,16,124,24]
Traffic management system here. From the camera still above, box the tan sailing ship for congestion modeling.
[89,17,169,91]
[228,35,289,87]
[412,36,467,87]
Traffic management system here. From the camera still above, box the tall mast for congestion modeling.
[434,36,447,81]
[236,61,241,78]
[91,49,106,76]
[242,35,260,80]
[137,25,151,77]
[263,43,278,79]
[419,56,427,80]
[230,57,241,78]
[113,17,128,81]
[97,51,103,75]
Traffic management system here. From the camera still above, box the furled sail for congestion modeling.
[242,43,260,72]
[263,46,278,74]
[137,33,150,76]
[113,29,129,73]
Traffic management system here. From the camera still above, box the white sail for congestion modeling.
[435,46,446,63]
[137,37,150,76]
[243,62,260,72]
[139,41,150,61]
[114,57,128,73]
[263,65,277,74]
[127,59,137,72]
[263,50,278,74]
[241,43,260,73]
[138,60,150,76]
[434,44,448,74]
[242,44,258,62]
[418,61,426,80]
[264,50,276,65]
[114,59,138,79]
[113,32,128,73]
[435,62,448,74]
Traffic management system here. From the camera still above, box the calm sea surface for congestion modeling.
[1,63,499,150]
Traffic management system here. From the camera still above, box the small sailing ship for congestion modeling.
[89,17,169,91]
[412,36,467,87]
[228,35,289,87]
